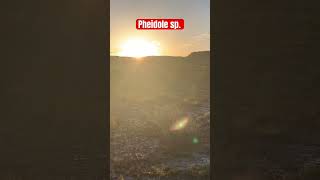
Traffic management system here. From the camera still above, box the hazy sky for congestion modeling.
[111,0,210,57]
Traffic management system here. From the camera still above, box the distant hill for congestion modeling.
[111,50,210,60]
[110,51,210,103]
[187,51,210,59]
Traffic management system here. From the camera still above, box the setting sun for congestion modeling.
[118,38,160,58]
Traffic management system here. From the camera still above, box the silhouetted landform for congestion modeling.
[214,1,320,179]
[110,51,210,179]
[187,51,211,59]
[1,1,108,179]
[111,51,210,102]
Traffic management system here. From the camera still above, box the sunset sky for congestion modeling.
[110,0,210,57]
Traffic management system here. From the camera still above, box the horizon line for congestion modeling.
[110,50,210,58]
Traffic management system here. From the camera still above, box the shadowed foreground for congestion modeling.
[110,52,210,179]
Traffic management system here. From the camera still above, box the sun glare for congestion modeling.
[118,38,160,58]
[170,117,189,131]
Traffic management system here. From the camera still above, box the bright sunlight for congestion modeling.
[118,38,160,58]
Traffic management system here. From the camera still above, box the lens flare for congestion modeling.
[170,117,189,131]
[192,137,199,144]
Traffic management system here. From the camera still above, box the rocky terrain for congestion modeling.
[110,52,211,179]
